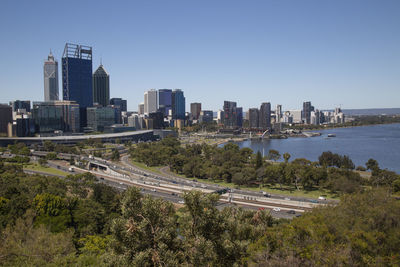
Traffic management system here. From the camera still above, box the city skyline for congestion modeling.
[1,0,400,111]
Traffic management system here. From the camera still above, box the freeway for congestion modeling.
[28,151,329,218]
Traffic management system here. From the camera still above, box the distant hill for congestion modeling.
[342,108,400,116]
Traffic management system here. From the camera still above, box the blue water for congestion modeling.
[234,123,400,173]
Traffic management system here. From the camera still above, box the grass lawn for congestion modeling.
[130,160,164,175]
[23,163,69,176]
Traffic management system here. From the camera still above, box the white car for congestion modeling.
[318,196,326,200]
[272,207,281,212]
[178,200,185,204]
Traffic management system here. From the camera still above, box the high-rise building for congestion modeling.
[86,106,115,132]
[302,101,314,124]
[44,51,59,101]
[93,64,110,107]
[199,110,213,123]
[223,101,242,128]
[110,98,127,112]
[171,89,185,120]
[138,103,144,115]
[248,108,259,128]
[62,43,93,129]
[0,104,12,135]
[32,101,80,133]
[190,103,202,120]
[236,107,243,128]
[10,100,31,112]
[259,102,271,129]
[217,110,224,124]
[144,89,158,115]
[149,112,165,129]
[158,89,172,117]
[276,104,282,123]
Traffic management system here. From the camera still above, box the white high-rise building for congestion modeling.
[276,104,282,123]
[44,51,59,101]
[138,102,144,115]
[144,89,158,115]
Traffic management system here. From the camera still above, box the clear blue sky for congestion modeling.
[0,0,399,111]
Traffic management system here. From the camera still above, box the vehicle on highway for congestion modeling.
[264,193,271,197]
[272,207,281,212]
[68,167,74,172]
[178,200,185,204]
[150,189,156,192]
[287,210,296,214]
[318,196,327,200]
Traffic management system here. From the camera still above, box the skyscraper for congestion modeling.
[158,89,172,117]
[248,108,259,128]
[44,51,59,101]
[190,102,202,120]
[138,103,144,115]
[259,102,271,129]
[0,104,12,135]
[223,101,242,128]
[110,98,127,112]
[171,89,185,120]
[144,89,158,115]
[302,101,313,124]
[93,64,110,107]
[62,43,93,128]
[276,104,282,123]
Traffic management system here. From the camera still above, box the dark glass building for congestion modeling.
[32,101,80,134]
[110,98,127,112]
[0,104,12,135]
[302,101,314,124]
[149,112,165,129]
[190,102,202,120]
[223,101,243,128]
[10,100,31,112]
[248,108,259,128]
[199,110,213,123]
[158,89,172,117]
[62,43,93,129]
[259,102,271,130]
[93,64,110,107]
[171,89,185,120]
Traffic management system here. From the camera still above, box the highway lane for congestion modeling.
[29,151,322,217]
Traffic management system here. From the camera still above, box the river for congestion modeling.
[234,123,400,173]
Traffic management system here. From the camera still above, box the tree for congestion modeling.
[366,158,379,172]
[255,151,263,169]
[45,152,58,160]
[111,149,120,161]
[38,158,48,167]
[283,152,291,163]
[267,149,280,161]
[111,187,182,266]
[0,210,76,266]
[247,189,400,266]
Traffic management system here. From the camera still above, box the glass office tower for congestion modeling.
[171,89,185,120]
[62,43,93,129]
[158,89,172,117]
[93,64,110,107]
